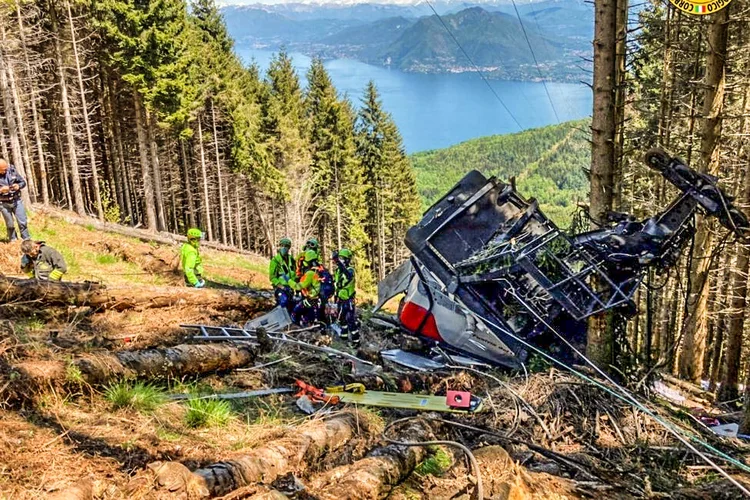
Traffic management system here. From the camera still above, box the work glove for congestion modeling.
[49,269,64,281]
[194,279,205,288]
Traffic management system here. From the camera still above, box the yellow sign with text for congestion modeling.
[669,0,732,15]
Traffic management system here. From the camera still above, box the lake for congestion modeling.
[237,47,592,153]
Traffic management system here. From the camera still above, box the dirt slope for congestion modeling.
[1,208,749,499]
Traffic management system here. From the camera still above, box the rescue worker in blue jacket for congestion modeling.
[332,248,358,343]
[0,159,29,241]
[269,237,296,311]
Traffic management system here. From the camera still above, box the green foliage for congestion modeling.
[527,354,551,373]
[411,120,590,227]
[415,446,453,476]
[184,398,233,428]
[96,253,119,265]
[65,364,85,385]
[105,381,165,412]
[100,182,124,224]
[357,81,421,280]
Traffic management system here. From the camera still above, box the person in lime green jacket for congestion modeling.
[181,228,205,287]
[269,237,296,310]
[290,249,322,325]
[332,248,358,342]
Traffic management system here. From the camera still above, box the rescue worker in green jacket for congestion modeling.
[269,237,296,311]
[332,248,358,342]
[295,237,320,280]
[181,228,205,288]
[290,249,322,325]
[20,240,67,281]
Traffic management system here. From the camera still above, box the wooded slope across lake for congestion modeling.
[410,120,590,227]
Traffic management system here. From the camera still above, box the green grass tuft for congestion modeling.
[105,381,165,412]
[65,364,85,385]
[95,253,119,265]
[415,446,452,477]
[184,398,233,428]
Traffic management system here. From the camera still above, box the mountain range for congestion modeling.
[222,1,593,81]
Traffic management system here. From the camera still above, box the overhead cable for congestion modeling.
[424,0,524,131]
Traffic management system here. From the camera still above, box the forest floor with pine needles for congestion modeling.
[0,208,749,499]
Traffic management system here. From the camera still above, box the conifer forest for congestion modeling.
[0,0,421,287]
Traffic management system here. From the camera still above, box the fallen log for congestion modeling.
[0,276,272,312]
[73,343,257,385]
[138,411,372,498]
[659,373,715,403]
[33,203,260,256]
[305,419,429,500]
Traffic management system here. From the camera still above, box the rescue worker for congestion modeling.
[295,237,320,280]
[291,249,322,326]
[332,248,358,342]
[181,228,205,288]
[20,240,67,281]
[269,237,296,311]
[0,158,30,241]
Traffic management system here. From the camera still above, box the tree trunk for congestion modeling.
[0,276,272,313]
[586,0,618,370]
[144,411,370,498]
[197,117,213,239]
[65,0,103,219]
[210,100,227,243]
[146,111,167,231]
[678,8,729,383]
[718,95,750,402]
[307,419,429,500]
[73,343,256,385]
[179,139,197,228]
[0,23,35,205]
[0,56,32,208]
[51,5,86,215]
[234,178,243,250]
[133,90,158,230]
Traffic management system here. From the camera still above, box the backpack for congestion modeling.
[316,266,335,300]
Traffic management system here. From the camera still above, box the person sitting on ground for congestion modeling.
[269,237,296,311]
[181,228,205,288]
[295,237,320,280]
[0,158,30,242]
[290,249,322,326]
[332,248,359,343]
[20,240,67,281]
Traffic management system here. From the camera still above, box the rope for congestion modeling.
[507,0,560,122]
[424,0,523,131]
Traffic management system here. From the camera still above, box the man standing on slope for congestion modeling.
[291,249,322,326]
[181,228,205,288]
[0,158,29,242]
[269,237,296,311]
[332,248,359,343]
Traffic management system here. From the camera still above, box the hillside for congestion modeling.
[0,213,733,499]
[377,7,560,71]
[410,119,590,226]
[320,16,416,47]
[223,3,592,82]
[0,207,268,289]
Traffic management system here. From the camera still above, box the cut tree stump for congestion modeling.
[0,276,272,312]
[137,411,372,498]
[73,343,257,385]
[305,419,430,500]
